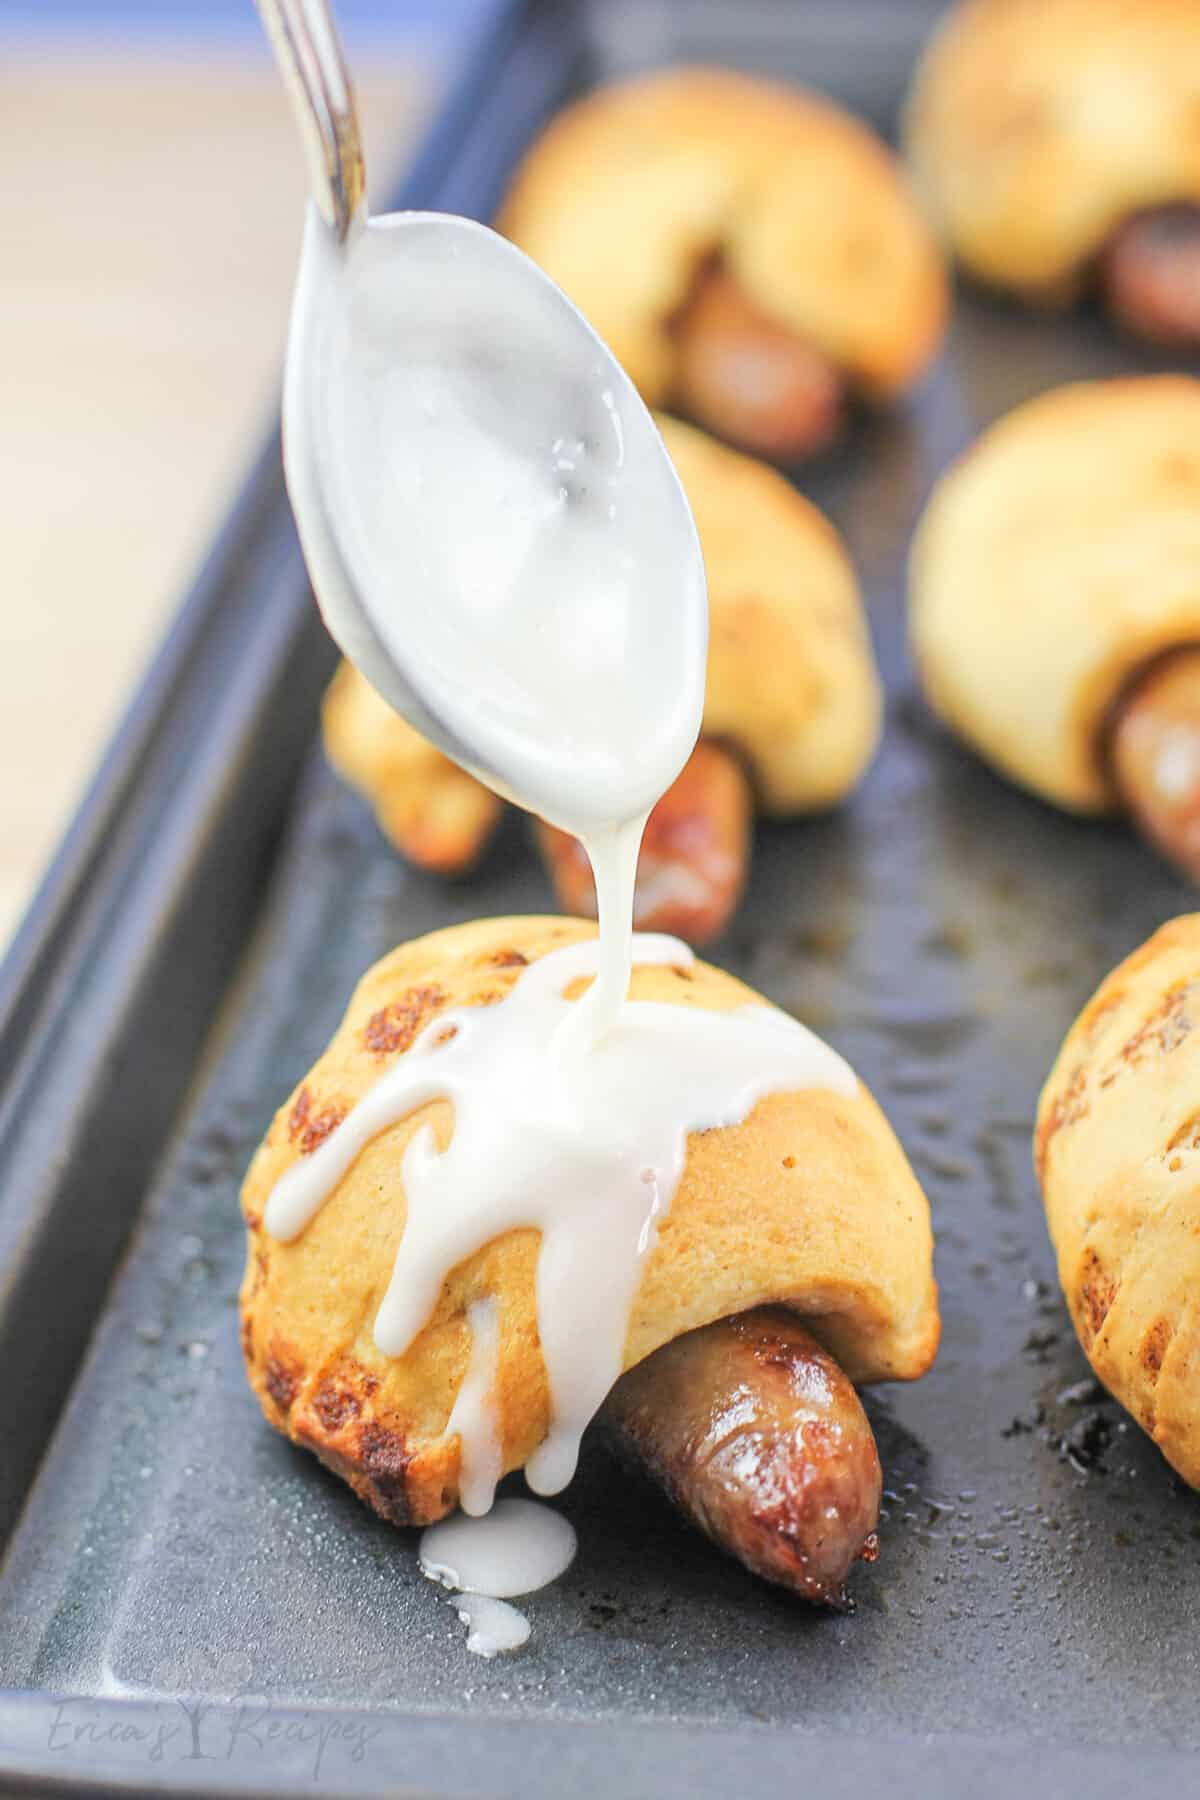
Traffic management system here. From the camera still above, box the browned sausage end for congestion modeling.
[673,266,847,462]
[1110,645,1200,884]
[1098,204,1200,348]
[538,739,753,945]
[602,1308,883,1607]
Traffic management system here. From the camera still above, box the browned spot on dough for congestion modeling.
[352,1423,415,1522]
[364,984,446,1057]
[486,948,528,968]
[1103,981,1194,1086]
[672,964,694,982]
[302,1105,344,1155]
[239,1314,254,1363]
[244,1207,261,1232]
[245,1247,268,1299]
[1167,1109,1200,1154]
[1077,988,1125,1050]
[1035,1063,1089,1179]
[1142,1317,1173,1384]
[286,1086,346,1155]
[1078,1247,1117,1349]
[294,1426,414,1529]
[782,1155,796,1169]
[264,1353,300,1413]
[313,1381,362,1432]
[288,1086,314,1140]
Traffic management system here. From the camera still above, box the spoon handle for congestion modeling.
[256,0,366,241]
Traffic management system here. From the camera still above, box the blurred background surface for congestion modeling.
[0,1,487,950]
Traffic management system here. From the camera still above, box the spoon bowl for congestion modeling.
[283,205,706,830]
[259,0,706,832]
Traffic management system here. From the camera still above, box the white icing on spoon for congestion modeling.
[265,934,856,1496]
[284,210,707,1046]
[286,210,705,837]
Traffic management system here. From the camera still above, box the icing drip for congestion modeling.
[420,1497,577,1659]
[443,1296,503,1518]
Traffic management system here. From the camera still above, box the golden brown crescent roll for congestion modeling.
[1036,914,1200,1489]
[321,662,502,875]
[906,0,1200,327]
[240,916,939,1526]
[909,375,1200,819]
[499,68,947,456]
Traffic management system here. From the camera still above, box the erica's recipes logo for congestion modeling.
[44,1648,382,1781]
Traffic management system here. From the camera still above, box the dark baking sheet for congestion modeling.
[3,1,1200,1793]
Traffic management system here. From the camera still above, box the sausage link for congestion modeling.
[537,739,753,945]
[673,266,846,461]
[1098,204,1200,347]
[602,1308,882,1607]
[1109,646,1200,884]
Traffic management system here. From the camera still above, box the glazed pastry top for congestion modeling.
[240,917,939,1524]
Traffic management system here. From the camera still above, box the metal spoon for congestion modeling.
[254,0,706,829]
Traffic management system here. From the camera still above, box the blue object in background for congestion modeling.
[0,0,479,41]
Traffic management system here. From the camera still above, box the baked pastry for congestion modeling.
[322,662,502,874]
[1037,914,1200,1488]
[240,916,939,1597]
[323,415,883,941]
[539,415,881,934]
[499,68,948,460]
[906,0,1200,344]
[909,375,1200,881]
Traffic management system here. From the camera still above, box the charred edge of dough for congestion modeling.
[263,1350,302,1414]
[1035,1063,1089,1180]
[1142,1317,1174,1389]
[288,1086,348,1156]
[1077,1247,1117,1351]
[364,985,447,1057]
[295,1416,421,1528]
